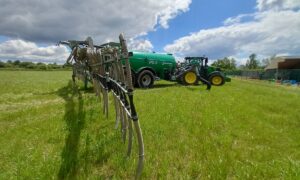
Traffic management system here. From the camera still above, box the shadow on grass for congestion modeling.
[184,83,211,92]
[32,80,95,96]
[56,81,115,178]
[185,86,201,91]
[57,81,85,179]
[152,82,178,89]
[80,86,95,94]
[152,82,209,90]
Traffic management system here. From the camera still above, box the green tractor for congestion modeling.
[175,57,230,86]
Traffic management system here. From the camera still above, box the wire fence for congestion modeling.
[225,69,300,83]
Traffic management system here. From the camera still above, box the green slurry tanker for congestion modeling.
[128,51,230,88]
[128,51,177,88]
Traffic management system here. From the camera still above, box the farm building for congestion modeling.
[264,56,300,81]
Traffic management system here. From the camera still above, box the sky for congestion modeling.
[0,0,300,64]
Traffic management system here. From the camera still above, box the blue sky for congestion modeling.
[148,0,257,52]
[0,0,300,63]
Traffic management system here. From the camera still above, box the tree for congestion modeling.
[37,62,47,70]
[13,60,21,66]
[19,61,35,68]
[0,61,5,68]
[211,57,237,70]
[0,60,67,70]
[48,62,61,69]
[26,62,35,69]
[245,53,260,69]
[261,55,276,68]
[239,64,246,69]
[36,62,45,66]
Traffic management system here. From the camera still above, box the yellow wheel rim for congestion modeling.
[185,72,197,84]
[212,76,222,85]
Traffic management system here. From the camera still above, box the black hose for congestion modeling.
[199,76,211,90]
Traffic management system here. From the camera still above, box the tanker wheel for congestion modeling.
[209,73,225,86]
[183,71,197,85]
[137,70,154,88]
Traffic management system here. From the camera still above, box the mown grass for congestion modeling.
[0,71,299,179]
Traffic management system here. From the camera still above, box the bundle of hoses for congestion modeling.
[59,34,144,179]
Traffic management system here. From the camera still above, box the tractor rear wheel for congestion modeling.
[209,73,225,86]
[137,70,154,88]
[182,71,197,85]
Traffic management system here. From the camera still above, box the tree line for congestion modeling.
[1,53,274,71]
[211,53,275,71]
[0,60,72,70]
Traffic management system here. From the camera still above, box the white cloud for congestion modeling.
[0,0,191,62]
[0,0,191,43]
[164,7,300,62]
[157,0,191,28]
[256,0,300,11]
[0,39,69,63]
[128,38,153,52]
[223,13,256,25]
[257,0,300,11]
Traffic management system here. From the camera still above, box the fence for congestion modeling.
[225,69,300,82]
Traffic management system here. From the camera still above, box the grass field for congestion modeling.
[0,71,299,179]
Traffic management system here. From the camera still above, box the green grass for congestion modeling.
[0,71,299,179]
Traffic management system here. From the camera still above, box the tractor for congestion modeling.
[175,57,230,86]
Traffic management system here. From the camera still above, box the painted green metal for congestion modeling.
[127,51,176,80]
[178,57,231,86]
[122,51,230,88]
[184,58,219,75]
[207,66,216,74]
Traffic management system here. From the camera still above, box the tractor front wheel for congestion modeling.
[183,71,197,85]
[209,73,225,86]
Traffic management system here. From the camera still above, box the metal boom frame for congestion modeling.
[59,34,144,179]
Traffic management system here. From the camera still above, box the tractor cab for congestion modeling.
[184,57,209,78]
[185,56,208,66]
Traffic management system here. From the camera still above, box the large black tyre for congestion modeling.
[137,70,154,88]
[182,71,198,85]
[209,72,225,86]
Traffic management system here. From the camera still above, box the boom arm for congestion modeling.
[62,34,144,179]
